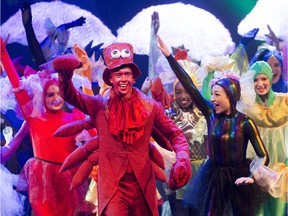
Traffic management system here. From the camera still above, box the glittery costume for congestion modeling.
[167,101,206,161]
[1,41,91,216]
[161,83,207,203]
[164,99,207,215]
[148,28,206,212]
[165,54,269,216]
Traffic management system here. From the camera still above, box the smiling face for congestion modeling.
[174,81,192,109]
[267,56,282,84]
[253,73,271,96]
[45,84,64,112]
[211,84,231,115]
[109,66,134,100]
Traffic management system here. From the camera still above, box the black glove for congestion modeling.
[21,1,32,27]
[72,16,86,27]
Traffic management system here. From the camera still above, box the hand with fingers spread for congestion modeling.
[72,16,86,27]
[265,25,280,50]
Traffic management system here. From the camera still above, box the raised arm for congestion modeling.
[61,16,86,31]
[230,28,259,75]
[0,38,31,108]
[148,11,161,79]
[265,25,280,51]
[21,2,47,68]
[157,36,212,117]
[53,55,95,115]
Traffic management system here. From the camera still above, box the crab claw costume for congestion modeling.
[0,38,95,216]
[53,42,191,216]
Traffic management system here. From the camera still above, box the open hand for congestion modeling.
[73,16,86,27]
[151,11,160,35]
[265,25,280,50]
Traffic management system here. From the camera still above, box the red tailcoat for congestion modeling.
[60,80,189,216]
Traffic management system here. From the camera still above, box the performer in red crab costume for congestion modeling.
[0,38,94,216]
[53,42,192,216]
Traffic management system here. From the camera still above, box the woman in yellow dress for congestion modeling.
[239,60,288,215]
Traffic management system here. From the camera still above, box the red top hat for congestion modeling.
[102,43,141,86]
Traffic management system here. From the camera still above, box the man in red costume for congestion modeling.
[53,42,192,216]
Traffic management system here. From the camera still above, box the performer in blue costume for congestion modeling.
[157,36,269,216]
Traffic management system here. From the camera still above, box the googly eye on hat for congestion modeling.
[102,43,141,86]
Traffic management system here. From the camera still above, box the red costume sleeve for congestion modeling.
[151,77,173,109]
[1,38,31,111]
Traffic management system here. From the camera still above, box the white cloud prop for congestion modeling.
[1,1,116,48]
[237,0,288,41]
[117,2,235,61]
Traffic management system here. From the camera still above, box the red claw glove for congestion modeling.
[52,55,82,82]
[168,151,192,190]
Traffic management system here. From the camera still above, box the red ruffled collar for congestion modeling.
[107,88,150,144]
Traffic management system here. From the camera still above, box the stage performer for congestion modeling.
[239,61,288,215]
[0,38,94,216]
[157,35,269,216]
[52,42,192,216]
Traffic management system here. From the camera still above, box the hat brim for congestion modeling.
[103,63,141,86]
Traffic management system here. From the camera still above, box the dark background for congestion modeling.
[1,0,261,87]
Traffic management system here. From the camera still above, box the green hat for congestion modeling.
[250,61,273,82]
[250,61,275,107]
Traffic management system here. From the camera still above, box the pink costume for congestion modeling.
[1,39,92,216]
